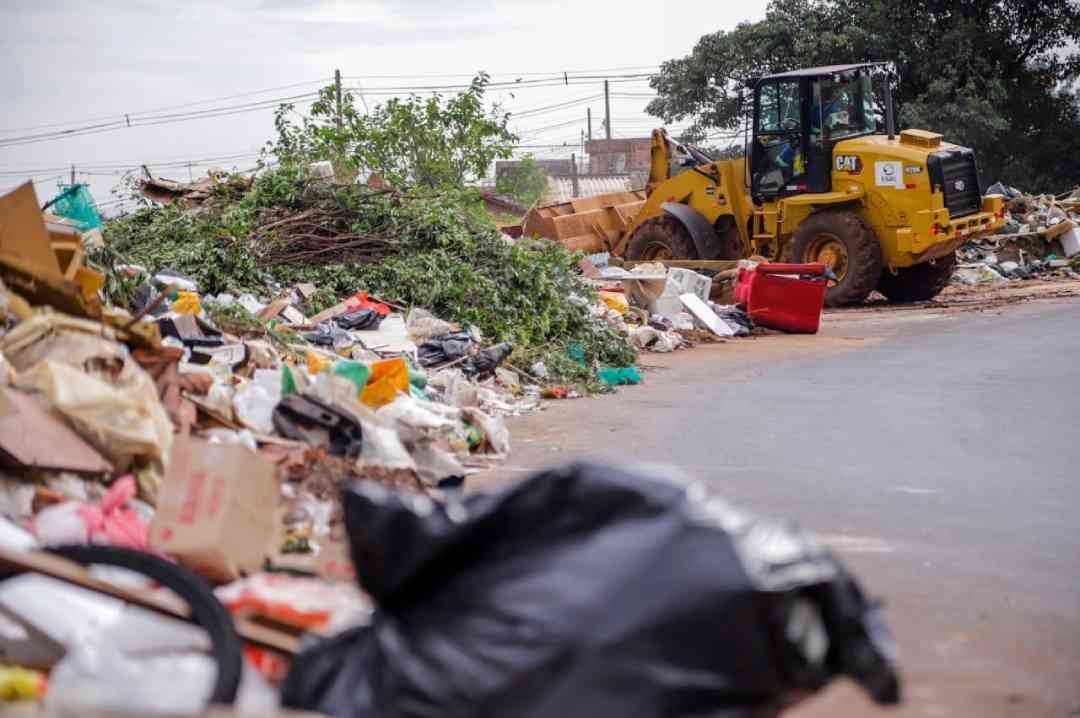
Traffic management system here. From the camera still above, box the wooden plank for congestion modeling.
[622,259,739,271]
[0,548,299,655]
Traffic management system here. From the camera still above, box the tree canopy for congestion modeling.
[495,155,550,208]
[271,73,517,189]
[647,0,1080,192]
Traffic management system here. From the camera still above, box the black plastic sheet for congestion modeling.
[336,309,384,331]
[416,332,474,367]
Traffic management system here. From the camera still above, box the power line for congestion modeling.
[0,147,266,177]
[339,65,659,80]
[509,94,603,119]
[0,95,319,149]
[0,75,652,149]
[0,78,332,135]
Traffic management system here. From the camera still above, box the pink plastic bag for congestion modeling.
[34,477,149,550]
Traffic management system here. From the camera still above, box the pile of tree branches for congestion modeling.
[254,200,401,266]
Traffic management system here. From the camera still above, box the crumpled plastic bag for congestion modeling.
[416,332,473,368]
[32,476,149,550]
[233,369,283,435]
[598,290,629,314]
[13,359,173,471]
[461,406,510,456]
[47,648,216,717]
[377,395,462,440]
[2,313,173,472]
[953,264,1007,285]
[628,325,681,352]
[406,308,456,343]
[0,311,124,373]
[360,358,409,408]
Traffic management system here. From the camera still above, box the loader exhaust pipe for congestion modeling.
[885,72,896,140]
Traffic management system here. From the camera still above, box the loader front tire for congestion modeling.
[789,210,883,306]
[877,253,956,303]
[626,216,698,261]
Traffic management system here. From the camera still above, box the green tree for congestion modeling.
[647,0,1080,191]
[271,72,518,189]
[495,155,550,207]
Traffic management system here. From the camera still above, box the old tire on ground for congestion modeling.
[789,210,883,306]
[877,253,956,303]
[625,216,698,261]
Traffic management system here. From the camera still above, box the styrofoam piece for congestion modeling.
[667,268,711,301]
[652,294,685,319]
[1061,226,1080,258]
[353,314,416,354]
[679,293,735,337]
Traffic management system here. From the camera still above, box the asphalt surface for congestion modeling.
[488,297,1080,717]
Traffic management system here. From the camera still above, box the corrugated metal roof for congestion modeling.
[543,175,636,204]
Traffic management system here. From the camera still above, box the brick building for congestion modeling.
[585,137,652,175]
[495,158,576,178]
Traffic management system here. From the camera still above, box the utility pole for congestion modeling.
[334,69,344,132]
[70,164,76,187]
[587,107,592,141]
[570,153,580,198]
[333,68,347,182]
[604,79,612,140]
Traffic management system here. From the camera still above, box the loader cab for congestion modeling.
[750,63,889,200]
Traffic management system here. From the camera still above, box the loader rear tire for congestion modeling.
[626,216,698,261]
[789,210,882,306]
[877,253,956,303]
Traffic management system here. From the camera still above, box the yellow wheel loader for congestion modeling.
[522,63,1006,305]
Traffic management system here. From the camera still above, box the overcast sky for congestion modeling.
[0,0,769,212]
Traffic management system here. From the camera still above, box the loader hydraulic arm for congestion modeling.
[648,128,673,192]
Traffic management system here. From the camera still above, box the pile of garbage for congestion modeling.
[0,180,541,695]
[954,184,1080,285]
[580,257,757,355]
[0,177,895,716]
[2,178,537,513]
[100,163,637,389]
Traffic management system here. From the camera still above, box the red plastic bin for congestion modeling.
[733,262,829,334]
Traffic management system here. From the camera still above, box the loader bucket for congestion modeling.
[520,191,646,254]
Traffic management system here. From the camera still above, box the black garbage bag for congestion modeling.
[282,462,900,718]
[416,331,474,367]
[462,341,512,377]
[304,322,352,348]
[337,309,384,331]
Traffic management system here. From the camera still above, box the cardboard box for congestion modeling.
[0,386,112,473]
[150,433,279,582]
[0,183,62,278]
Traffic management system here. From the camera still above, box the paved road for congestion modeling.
[490,298,1080,717]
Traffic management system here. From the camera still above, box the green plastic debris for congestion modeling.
[404,357,428,389]
[281,365,298,396]
[333,360,371,394]
[464,422,484,449]
[567,343,587,367]
[598,366,642,386]
[47,184,102,231]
